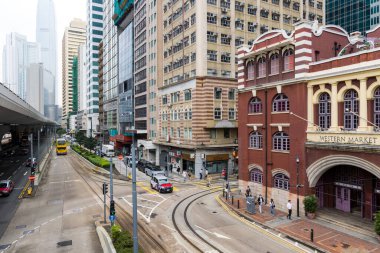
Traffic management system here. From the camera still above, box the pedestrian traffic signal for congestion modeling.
[110,200,115,216]
[102,183,108,195]
[31,166,36,176]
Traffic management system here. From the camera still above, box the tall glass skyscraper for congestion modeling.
[36,0,57,121]
[326,0,370,34]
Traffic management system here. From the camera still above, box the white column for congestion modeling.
[307,85,314,130]
[330,82,338,131]
[359,78,368,131]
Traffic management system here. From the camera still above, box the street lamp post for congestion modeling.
[296,155,300,217]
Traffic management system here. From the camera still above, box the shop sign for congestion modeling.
[308,133,379,145]
[169,151,182,157]
[334,182,362,190]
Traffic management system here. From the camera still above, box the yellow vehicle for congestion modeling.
[56,138,67,155]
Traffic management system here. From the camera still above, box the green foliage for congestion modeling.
[303,195,318,213]
[375,211,380,235]
[71,145,112,168]
[84,137,97,151]
[110,225,141,253]
[75,132,85,147]
[56,128,66,137]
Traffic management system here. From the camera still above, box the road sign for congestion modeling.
[109,215,116,222]
[118,154,123,160]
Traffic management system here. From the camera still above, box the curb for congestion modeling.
[95,221,116,253]
[71,149,129,181]
[216,194,327,253]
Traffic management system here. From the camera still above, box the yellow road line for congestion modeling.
[18,180,30,199]
[215,195,306,253]
[137,182,157,194]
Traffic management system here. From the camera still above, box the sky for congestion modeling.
[0,0,87,106]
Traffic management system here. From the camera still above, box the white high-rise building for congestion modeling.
[26,63,44,113]
[78,44,87,112]
[62,19,86,128]
[2,33,40,100]
[86,0,104,136]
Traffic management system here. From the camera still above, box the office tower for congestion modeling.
[98,41,104,137]
[36,0,57,121]
[86,0,104,137]
[370,0,380,28]
[326,0,370,34]
[26,63,44,113]
[62,19,86,128]
[102,0,119,139]
[157,0,324,176]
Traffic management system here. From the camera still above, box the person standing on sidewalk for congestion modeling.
[270,199,276,216]
[257,194,264,213]
[245,186,251,198]
[287,200,292,219]
[177,166,180,174]
[205,169,208,179]
[199,168,203,180]
[182,170,187,182]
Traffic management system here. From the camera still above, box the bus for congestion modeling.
[56,138,67,155]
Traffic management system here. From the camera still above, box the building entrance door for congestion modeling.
[336,187,350,212]
[315,185,324,208]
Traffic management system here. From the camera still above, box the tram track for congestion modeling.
[171,189,226,253]
[67,151,167,253]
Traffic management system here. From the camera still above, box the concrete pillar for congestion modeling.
[155,146,160,166]
[307,85,314,130]
[195,150,204,179]
[359,78,368,131]
[330,82,338,131]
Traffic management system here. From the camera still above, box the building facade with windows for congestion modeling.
[326,0,370,34]
[370,0,380,28]
[62,19,86,128]
[238,20,380,219]
[157,0,323,177]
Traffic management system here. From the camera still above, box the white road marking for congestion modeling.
[41,222,48,226]
[49,179,81,184]
[194,225,231,240]
[11,240,17,244]
[161,223,177,232]
[137,197,160,204]
[23,172,27,176]
[7,176,11,180]
[33,226,40,230]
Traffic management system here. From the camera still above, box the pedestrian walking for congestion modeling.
[207,175,212,187]
[177,166,180,174]
[205,169,208,179]
[270,199,276,216]
[188,172,192,181]
[257,194,265,213]
[199,168,203,180]
[182,170,187,182]
[245,186,251,198]
[287,200,292,219]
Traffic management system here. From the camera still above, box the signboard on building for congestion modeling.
[308,133,379,145]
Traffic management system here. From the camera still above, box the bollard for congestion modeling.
[225,191,228,201]
[223,191,225,197]
[232,196,234,205]
[237,200,240,209]
[310,228,314,242]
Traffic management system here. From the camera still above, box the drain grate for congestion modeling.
[0,244,10,250]
[16,225,27,229]
[57,240,72,247]
[212,211,218,214]
[23,229,34,235]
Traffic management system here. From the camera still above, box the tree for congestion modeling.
[85,137,97,151]
[75,132,85,147]
[56,128,66,137]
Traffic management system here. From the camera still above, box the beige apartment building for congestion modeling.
[61,18,86,128]
[157,0,324,177]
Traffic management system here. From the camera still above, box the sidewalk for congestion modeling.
[219,194,380,253]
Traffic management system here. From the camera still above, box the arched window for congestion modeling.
[273,132,290,151]
[248,97,262,113]
[344,89,359,130]
[274,173,289,190]
[319,92,331,130]
[272,93,289,112]
[258,57,266,77]
[270,53,279,75]
[249,131,263,149]
[247,61,255,79]
[250,169,263,184]
[374,87,380,130]
[283,49,294,71]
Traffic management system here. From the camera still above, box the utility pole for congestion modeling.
[37,130,40,160]
[109,156,114,226]
[131,132,138,253]
[30,133,34,188]
[296,155,300,217]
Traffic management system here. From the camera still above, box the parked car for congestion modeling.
[0,180,15,196]
[26,157,37,167]
[137,160,149,172]
[145,165,164,177]
[150,175,173,193]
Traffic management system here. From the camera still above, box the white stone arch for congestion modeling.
[245,58,255,66]
[281,45,294,55]
[312,89,332,104]
[271,168,290,178]
[248,163,263,172]
[307,155,380,187]
[257,54,267,61]
[268,49,280,58]
[367,81,380,99]
[337,85,360,102]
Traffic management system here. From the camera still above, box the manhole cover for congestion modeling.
[16,225,27,229]
[0,244,10,250]
[23,229,34,235]
[150,213,157,219]
[57,240,72,247]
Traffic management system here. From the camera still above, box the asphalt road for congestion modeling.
[0,136,52,239]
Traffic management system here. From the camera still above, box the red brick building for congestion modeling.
[237,21,380,219]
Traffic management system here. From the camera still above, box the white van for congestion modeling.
[101,144,115,157]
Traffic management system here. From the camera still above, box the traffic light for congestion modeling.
[31,165,36,176]
[102,183,108,195]
[110,200,115,216]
